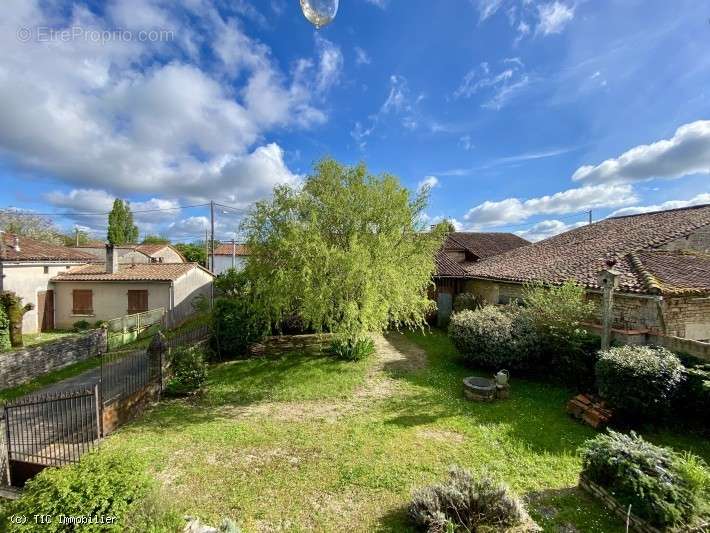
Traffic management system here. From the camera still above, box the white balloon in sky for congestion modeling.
[300,0,339,29]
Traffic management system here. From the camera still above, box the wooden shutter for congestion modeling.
[127,290,149,313]
[72,290,93,314]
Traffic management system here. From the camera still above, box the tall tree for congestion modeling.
[242,158,446,348]
[107,199,139,245]
[0,209,63,244]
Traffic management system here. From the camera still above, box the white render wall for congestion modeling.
[0,262,84,333]
[212,255,246,275]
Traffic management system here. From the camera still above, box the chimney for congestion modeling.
[13,235,20,252]
[106,243,118,274]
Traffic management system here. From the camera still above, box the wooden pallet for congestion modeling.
[567,394,612,429]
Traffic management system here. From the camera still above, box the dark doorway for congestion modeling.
[38,289,54,331]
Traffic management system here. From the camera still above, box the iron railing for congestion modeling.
[106,308,165,350]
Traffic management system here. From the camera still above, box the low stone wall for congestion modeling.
[585,323,710,362]
[0,329,107,390]
[102,382,159,435]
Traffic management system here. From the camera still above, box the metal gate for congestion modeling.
[2,388,101,486]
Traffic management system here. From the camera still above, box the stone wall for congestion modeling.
[663,296,710,340]
[0,328,107,390]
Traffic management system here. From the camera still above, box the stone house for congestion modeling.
[463,204,710,341]
[51,245,214,330]
[212,243,249,275]
[0,232,99,333]
[432,232,530,322]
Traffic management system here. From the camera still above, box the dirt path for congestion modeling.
[215,332,427,422]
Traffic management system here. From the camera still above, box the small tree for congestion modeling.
[175,243,207,266]
[0,209,63,244]
[0,292,34,347]
[107,199,139,245]
[0,301,11,351]
[142,235,170,244]
[242,158,446,353]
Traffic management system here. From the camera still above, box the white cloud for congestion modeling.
[475,0,504,22]
[363,0,389,8]
[459,135,475,151]
[608,193,710,218]
[572,120,710,184]
[515,219,587,242]
[536,2,575,35]
[0,0,330,212]
[354,46,371,66]
[417,176,440,192]
[454,59,529,109]
[463,184,638,227]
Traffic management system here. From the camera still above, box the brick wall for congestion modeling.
[0,328,107,390]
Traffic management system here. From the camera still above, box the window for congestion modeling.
[43,266,49,274]
[72,289,93,315]
[127,290,149,313]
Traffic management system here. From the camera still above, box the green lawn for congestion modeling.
[102,330,710,532]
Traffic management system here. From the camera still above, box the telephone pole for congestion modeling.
[74,227,79,246]
[588,210,593,225]
[231,238,236,269]
[204,230,209,269]
[210,200,215,272]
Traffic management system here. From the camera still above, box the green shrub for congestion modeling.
[0,301,10,351]
[211,298,267,360]
[409,466,528,532]
[94,320,107,329]
[448,306,536,370]
[329,336,374,361]
[595,345,684,420]
[674,362,710,429]
[452,292,481,313]
[166,346,208,395]
[72,319,91,332]
[579,430,709,528]
[2,451,156,532]
[521,281,597,387]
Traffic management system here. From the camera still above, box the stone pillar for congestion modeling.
[597,268,620,350]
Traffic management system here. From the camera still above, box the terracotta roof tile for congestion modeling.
[464,204,710,294]
[213,243,249,256]
[51,262,212,282]
[0,234,98,262]
[434,232,529,277]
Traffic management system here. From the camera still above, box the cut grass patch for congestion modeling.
[100,330,709,532]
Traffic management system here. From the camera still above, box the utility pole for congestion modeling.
[75,227,79,246]
[210,200,215,272]
[588,210,593,225]
[231,238,236,269]
[204,230,209,269]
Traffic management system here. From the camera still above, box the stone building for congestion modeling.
[463,204,710,341]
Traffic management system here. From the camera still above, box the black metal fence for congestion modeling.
[99,349,161,406]
[2,388,101,484]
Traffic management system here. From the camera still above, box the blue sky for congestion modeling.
[0,0,708,242]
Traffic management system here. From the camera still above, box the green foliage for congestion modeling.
[0,209,63,244]
[408,466,527,533]
[674,361,710,429]
[214,268,249,299]
[175,242,207,266]
[448,306,537,370]
[522,281,597,387]
[141,234,170,244]
[242,158,445,344]
[107,199,139,245]
[596,345,684,420]
[166,345,208,395]
[2,451,155,532]
[0,301,10,351]
[0,291,34,347]
[211,298,267,359]
[61,229,91,246]
[579,430,709,528]
[432,219,456,234]
[72,319,92,332]
[452,292,480,313]
[329,336,375,361]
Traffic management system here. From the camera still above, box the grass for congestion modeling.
[100,329,709,532]
[0,330,77,354]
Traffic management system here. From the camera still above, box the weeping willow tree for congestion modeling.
[242,158,446,352]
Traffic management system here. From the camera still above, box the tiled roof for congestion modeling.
[464,204,710,294]
[434,232,529,277]
[134,243,170,255]
[51,262,212,282]
[213,243,249,256]
[446,232,530,259]
[633,250,710,295]
[0,234,98,262]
